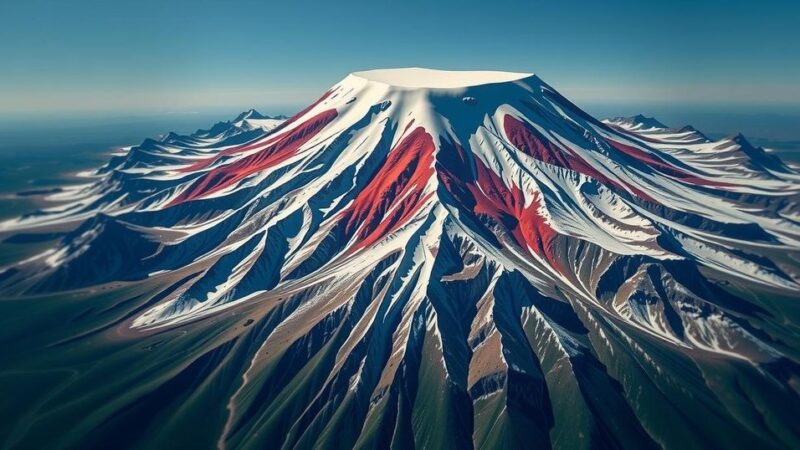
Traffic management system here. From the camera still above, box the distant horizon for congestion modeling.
[2,93,799,146]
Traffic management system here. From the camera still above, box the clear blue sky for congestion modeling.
[1,0,798,115]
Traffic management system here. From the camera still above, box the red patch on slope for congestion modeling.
[503,115,655,202]
[438,138,563,273]
[339,126,435,250]
[168,109,338,206]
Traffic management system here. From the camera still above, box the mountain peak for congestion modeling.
[350,67,534,89]
[608,114,667,130]
[234,108,267,122]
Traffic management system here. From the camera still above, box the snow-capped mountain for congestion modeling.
[2,68,799,449]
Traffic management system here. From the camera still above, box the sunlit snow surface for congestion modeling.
[352,67,534,88]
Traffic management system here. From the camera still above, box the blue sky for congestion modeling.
[1,0,798,114]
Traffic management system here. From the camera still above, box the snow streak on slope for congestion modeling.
[2,68,800,449]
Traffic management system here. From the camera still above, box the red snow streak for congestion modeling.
[177,130,293,173]
[503,115,655,202]
[168,109,338,206]
[340,127,435,250]
[438,138,563,273]
[503,115,572,168]
[178,136,275,173]
[605,138,732,187]
[177,90,335,173]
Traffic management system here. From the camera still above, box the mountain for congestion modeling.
[1,68,799,449]
[605,114,668,131]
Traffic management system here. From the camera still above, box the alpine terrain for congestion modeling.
[1,68,800,450]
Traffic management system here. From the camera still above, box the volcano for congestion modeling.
[1,68,800,449]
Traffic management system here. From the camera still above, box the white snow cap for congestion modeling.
[351,67,534,89]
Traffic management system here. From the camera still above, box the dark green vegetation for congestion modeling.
[0,261,798,449]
